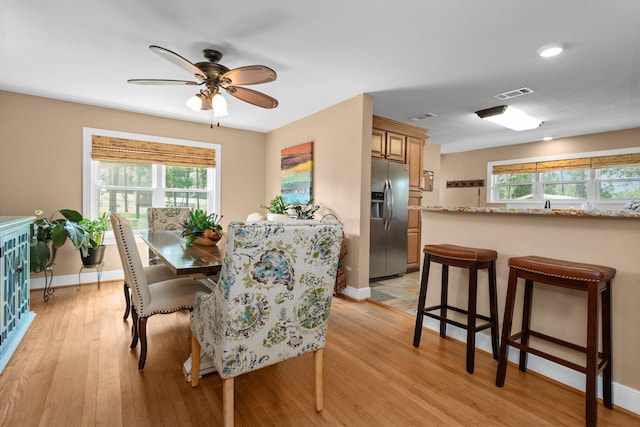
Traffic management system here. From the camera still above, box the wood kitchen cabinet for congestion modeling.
[372,128,406,162]
[372,116,427,273]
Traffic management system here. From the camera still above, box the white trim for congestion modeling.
[487,146,640,205]
[82,127,222,219]
[341,285,371,300]
[30,269,125,290]
[418,316,640,416]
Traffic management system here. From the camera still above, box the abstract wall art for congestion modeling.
[281,141,313,204]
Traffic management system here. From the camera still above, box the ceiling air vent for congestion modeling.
[495,87,534,100]
[408,113,437,121]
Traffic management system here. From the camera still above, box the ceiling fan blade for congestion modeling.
[127,79,200,85]
[224,86,279,109]
[221,65,277,85]
[149,45,206,80]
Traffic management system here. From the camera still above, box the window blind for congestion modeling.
[493,153,640,175]
[91,135,216,168]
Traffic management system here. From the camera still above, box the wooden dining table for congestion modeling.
[139,230,224,276]
[139,229,224,381]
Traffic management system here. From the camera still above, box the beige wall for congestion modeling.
[421,138,441,206]
[265,94,373,291]
[439,128,640,207]
[0,91,267,279]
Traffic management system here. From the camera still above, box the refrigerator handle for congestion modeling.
[384,179,393,231]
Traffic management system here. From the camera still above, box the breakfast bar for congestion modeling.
[415,205,640,397]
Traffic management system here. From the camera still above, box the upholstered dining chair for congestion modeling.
[111,212,211,370]
[190,220,343,427]
[147,207,190,264]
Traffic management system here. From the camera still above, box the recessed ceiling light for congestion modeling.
[542,136,554,141]
[537,43,565,58]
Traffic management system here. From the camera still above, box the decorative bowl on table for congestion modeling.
[181,209,224,247]
[193,232,222,246]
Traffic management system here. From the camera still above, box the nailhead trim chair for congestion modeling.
[190,220,343,427]
[111,212,211,370]
[120,207,190,320]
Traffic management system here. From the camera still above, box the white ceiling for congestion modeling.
[2,0,639,153]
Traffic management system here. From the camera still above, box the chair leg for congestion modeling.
[602,281,613,409]
[413,254,431,347]
[191,334,201,387]
[439,264,449,338]
[223,377,234,427]
[496,267,519,387]
[314,349,324,412]
[123,282,131,320]
[585,284,599,427]
[519,279,534,372]
[466,267,478,374]
[488,261,500,360]
[138,317,148,370]
[130,307,139,349]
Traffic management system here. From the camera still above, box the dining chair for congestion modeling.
[111,212,211,370]
[147,207,191,264]
[189,219,343,427]
[119,206,190,320]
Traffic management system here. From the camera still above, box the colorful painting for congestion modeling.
[281,142,313,204]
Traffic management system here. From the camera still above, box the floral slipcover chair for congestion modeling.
[190,219,343,426]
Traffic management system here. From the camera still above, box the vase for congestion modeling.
[81,245,107,266]
[193,236,220,246]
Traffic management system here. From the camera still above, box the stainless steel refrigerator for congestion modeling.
[369,158,409,279]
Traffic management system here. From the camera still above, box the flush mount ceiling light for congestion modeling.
[475,105,542,131]
[537,43,565,58]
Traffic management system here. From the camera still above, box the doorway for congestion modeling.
[368,271,420,315]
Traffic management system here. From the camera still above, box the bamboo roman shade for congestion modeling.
[493,153,640,175]
[91,135,216,168]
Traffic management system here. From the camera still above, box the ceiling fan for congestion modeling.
[127,45,278,117]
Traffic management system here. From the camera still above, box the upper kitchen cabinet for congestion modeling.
[372,129,406,162]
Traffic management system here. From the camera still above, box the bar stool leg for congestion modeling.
[440,265,449,338]
[519,279,534,372]
[488,260,499,359]
[496,267,519,387]
[602,281,613,409]
[585,284,598,427]
[466,267,478,374]
[413,254,432,347]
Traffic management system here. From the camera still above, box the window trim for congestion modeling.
[82,127,221,238]
[487,147,640,207]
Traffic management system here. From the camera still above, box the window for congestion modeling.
[488,148,640,208]
[83,128,221,233]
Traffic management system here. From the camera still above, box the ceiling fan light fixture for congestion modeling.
[475,105,542,131]
[212,92,228,117]
[186,94,202,111]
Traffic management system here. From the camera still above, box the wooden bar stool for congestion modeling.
[413,244,499,374]
[495,256,615,427]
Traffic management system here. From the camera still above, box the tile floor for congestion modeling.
[368,271,421,315]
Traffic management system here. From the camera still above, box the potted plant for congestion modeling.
[181,209,224,246]
[29,209,87,273]
[74,212,109,266]
[261,195,292,221]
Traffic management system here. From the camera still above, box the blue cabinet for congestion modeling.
[0,216,36,373]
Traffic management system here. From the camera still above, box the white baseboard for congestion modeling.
[30,269,124,290]
[341,285,371,300]
[420,316,640,416]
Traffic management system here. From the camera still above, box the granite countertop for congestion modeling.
[411,205,640,219]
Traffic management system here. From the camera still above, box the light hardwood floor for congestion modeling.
[1,281,638,426]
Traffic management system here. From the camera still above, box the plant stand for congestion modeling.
[78,262,104,291]
[43,264,55,302]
